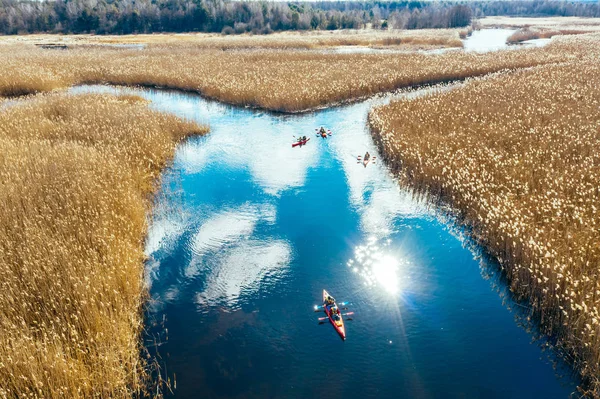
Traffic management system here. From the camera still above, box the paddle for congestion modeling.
[316,307,348,313]
[318,312,354,322]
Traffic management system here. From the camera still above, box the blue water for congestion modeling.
[71,84,577,399]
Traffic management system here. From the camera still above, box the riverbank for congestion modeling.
[368,33,600,397]
[0,33,585,112]
[0,93,207,397]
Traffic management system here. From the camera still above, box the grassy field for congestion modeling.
[0,29,462,50]
[369,33,600,397]
[0,34,584,112]
[0,29,464,50]
[0,93,207,397]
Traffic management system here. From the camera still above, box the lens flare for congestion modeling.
[349,237,407,296]
[371,255,400,294]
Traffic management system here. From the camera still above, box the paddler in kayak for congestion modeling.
[325,295,334,306]
[318,127,328,138]
[331,306,341,321]
[364,151,370,161]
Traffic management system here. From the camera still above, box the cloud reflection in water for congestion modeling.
[195,239,291,309]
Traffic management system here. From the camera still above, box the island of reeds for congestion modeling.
[0,32,582,113]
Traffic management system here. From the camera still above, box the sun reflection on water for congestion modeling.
[348,237,408,296]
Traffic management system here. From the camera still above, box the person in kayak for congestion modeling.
[319,127,326,135]
[364,151,370,161]
[331,306,341,321]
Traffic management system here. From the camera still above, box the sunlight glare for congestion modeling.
[371,255,400,295]
[350,238,406,297]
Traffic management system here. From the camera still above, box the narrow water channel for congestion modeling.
[71,81,577,398]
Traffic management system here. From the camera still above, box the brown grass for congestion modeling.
[507,27,592,44]
[0,29,464,50]
[0,35,586,112]
[480,16,600,31]
[0,93,207,398]
[368,33,600,397]
[458,27,473,39]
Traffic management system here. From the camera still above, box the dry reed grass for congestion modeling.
[480,16,600,31]
[507,27,592,44]
[0,29,464,50]
[369,33,600,397]
[0,93,207,398]
[0,35,581,112]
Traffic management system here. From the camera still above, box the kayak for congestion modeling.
[292,137,310,147]
[357,155,376,166]
[322,289,346,340]
[315,129,332,138]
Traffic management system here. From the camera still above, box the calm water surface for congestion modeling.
[71,74,576,398]
[330,28,550,55]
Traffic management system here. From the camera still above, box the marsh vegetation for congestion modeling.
[0,34,577,112]
[0,29,465,50]
[0,94,206,397]
[369,33,600,397]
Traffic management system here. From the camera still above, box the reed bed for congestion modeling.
[507,27,591,44]
[480,16,600,31]
[368,34,600,396]
[0,93,207,397]
[0,29,464,50]
[0,35,582,112]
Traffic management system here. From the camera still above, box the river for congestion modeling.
[69,31,574,399]
[72,81,576,398]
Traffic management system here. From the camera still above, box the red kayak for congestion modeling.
[322,289,346,340]
[292,137,310,147]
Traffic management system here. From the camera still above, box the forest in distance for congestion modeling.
[1,0,599,35]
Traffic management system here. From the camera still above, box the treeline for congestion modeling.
[0,0,474,34]
[0,0,598,35]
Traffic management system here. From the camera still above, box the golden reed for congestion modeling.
[369,33,600,397]
[0,93,207,397]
